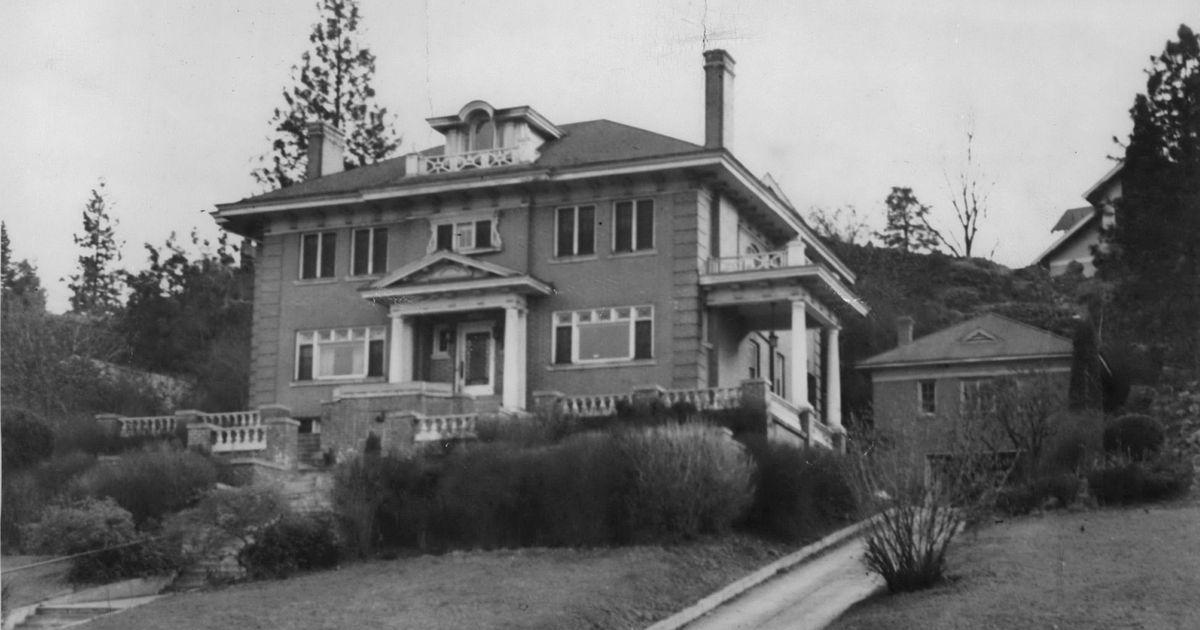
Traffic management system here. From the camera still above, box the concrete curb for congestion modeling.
[646,514,882,630]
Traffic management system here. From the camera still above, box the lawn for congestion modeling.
[82,535,791,630]
[830,498,1200,630]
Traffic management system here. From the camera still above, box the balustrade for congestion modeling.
[561,393,630,418]
[706,250,789,274]
[414,413,478,443]
[118,416,177,437]
[661,387,742,411]
[420,146,519,174]
[212,425,267,453]
[204,410,261,428]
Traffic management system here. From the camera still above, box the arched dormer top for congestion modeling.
[457,100,496,122]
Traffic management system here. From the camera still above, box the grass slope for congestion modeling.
[831,500,1200,629]
[83,536,790,630]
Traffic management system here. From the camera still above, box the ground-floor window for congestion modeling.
[553,305,653,364]
[296,326,386,381]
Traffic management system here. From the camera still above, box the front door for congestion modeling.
[457,322,495,396]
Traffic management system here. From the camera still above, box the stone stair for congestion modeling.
[12,596,161,630]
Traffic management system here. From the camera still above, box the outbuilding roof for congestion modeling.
[857,313,1073,370]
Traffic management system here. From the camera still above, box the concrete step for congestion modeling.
[16,605,117,629]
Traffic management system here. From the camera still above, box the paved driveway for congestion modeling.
[684,537,884,630]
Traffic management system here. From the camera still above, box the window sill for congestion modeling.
[290,377,387,388]
[546,359,656,372]
[344,274,384,282]
[548,254,599,265]
[427,247,501,256]
[293,277,341,287]
[610,249,657,259]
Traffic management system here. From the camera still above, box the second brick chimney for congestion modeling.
[896,316,915,347]
[306,121,346,181]
[703,49,735,150]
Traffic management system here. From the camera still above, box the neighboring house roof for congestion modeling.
[1034,206,1099,267]
[1051,206,1095,232]
[228,120,704,206]
[857,313,1073,370]
[1083,160,1124,206]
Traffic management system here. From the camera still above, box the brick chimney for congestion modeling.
[703,49,735,150]
[306,121,346,181]
[896,316,914,347]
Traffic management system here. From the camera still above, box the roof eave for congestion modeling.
[857,352,1073,371]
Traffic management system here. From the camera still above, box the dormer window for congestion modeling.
[415,101,564,175]
[468,113,496,152]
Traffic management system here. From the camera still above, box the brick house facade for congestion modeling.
[211,50,868,458]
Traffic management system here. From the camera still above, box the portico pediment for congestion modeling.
[362,251,553,304]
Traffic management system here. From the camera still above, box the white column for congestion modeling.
[790,300,809,409]
[503,306,527,410]
[389,315,415,383]
[825,327,842,429]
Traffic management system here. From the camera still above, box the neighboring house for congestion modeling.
[1035,160,1123,276]
[210,50,869,458]
[857,313,1072,460]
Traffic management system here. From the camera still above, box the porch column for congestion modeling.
[790,300,809,409]
[502,306,527,410]
[389,314,415,383]
[825,327,842,429]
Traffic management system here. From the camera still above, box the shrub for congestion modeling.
[864,501,961,593]
[1,452,98,553]
[996,473,1082,515]
[1039,412,1104,475]
[742,441,859,542]
[333,453,388,558]
[240,512,340,579]
[1,409,54,473]
[475,414,566,446]
[21,498,180,583]
[1088,453,1193,505]
[1102,414,1165,461]
[75,446,218,525]
[618,424,755,542]
[166,485,288,571]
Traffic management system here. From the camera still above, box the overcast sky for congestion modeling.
[3,0,1195,312]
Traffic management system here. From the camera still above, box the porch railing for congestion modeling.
[205,410,261,428]
[662,387,742,411]
[706,250,791,274]
[562,393,632,418]
[414,413,478,443]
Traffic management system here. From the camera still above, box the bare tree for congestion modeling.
[807,205,872,245]
[935,130,992,258]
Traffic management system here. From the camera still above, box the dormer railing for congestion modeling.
[420,146,520,174]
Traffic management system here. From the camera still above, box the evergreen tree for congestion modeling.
[252,0,400,190]
[876,187,942,253]
[1097,24,1200,369]
[67,181,123,316]
[1,222,47,312]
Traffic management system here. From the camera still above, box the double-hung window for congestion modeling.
[351,228,388,276]
[300,232,336,279]
[555,205,596,257]
[919,379,937,415]
[295,326,386,381]
[553,306,653,364]
[430,214,500,253]
[960,378,997,420]
[613,199,654,253]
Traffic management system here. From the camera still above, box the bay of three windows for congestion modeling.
[556,199,654,258]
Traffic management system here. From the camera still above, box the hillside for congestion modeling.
[828,241,1080,415]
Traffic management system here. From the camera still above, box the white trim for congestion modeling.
[861,353,1073,372]
[363,276,552,301]
[387,292,528,317]
[871,364,1071,383]
[1083,160,1124,205]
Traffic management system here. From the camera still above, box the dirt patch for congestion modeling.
[83,535,792,630]
[830,498,1200,629]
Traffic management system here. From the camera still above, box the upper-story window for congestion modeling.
[428,212,502,254]
[300,232,336,279]
[351,228,388,276]
[919,379,937,415]
[614,199,654,253]
[556,205,596,258]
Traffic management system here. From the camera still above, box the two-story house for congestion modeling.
[212,50,869,458]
